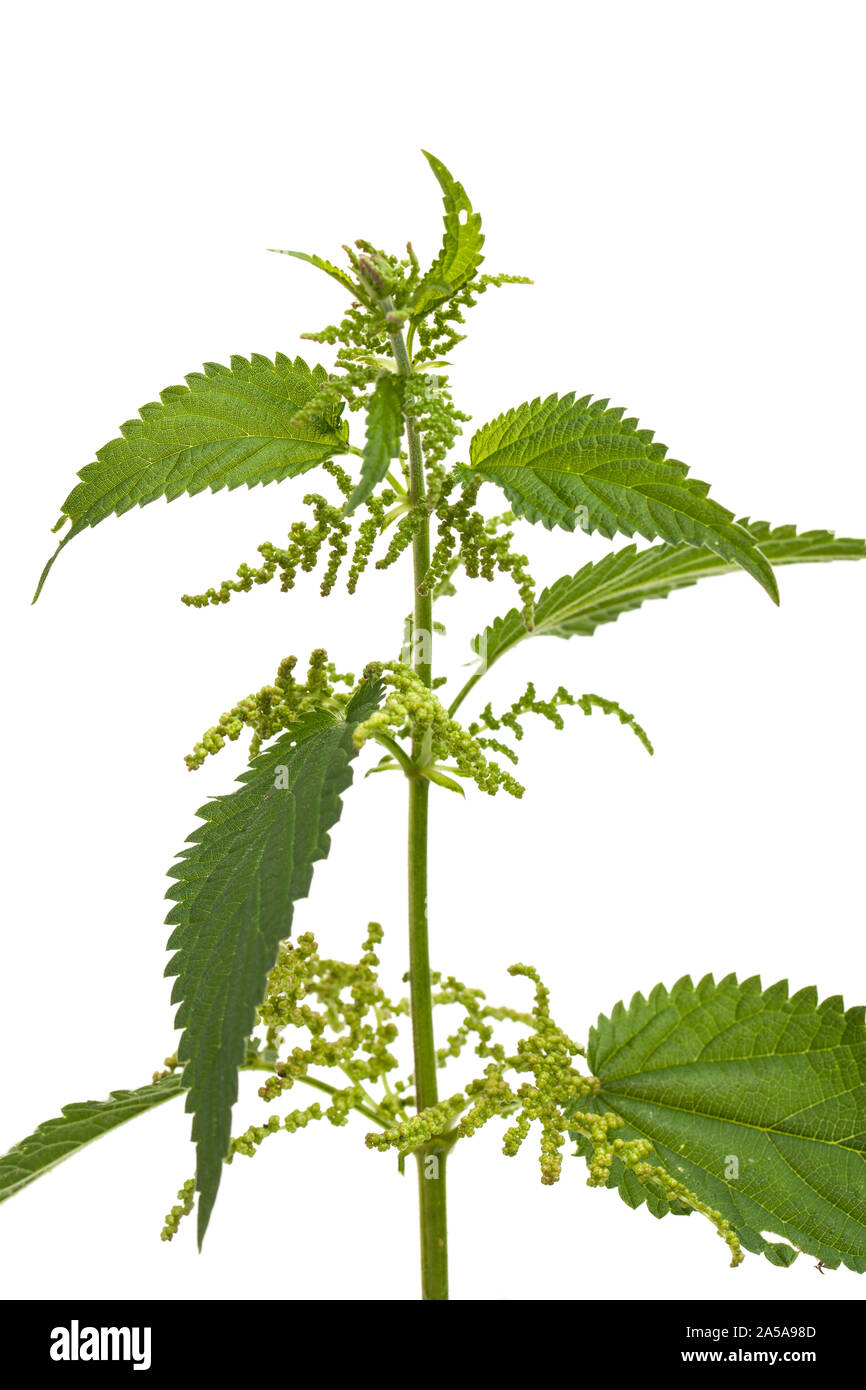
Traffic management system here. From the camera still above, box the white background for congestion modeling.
[2,0,864,1303]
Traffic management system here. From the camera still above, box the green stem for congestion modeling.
[385,302,449,1301]
[370,730,419,778]
[407,774,449,1299]
[447,665,485,719]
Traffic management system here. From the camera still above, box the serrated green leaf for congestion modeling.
[465,394,780,601]
[471,520,866,675]
[164,678,382,1247]
[0,1076,185,1204]
[576,974,866,1271]
[35,353,349,601]
[410,152,485,317]
[344,374,404,514]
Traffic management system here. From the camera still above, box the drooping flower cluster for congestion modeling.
[159,922,743,1267]
[184,648,355,771]
[411,271,533,363]
[367,964,596,1187]
[421,480,537,623]
[253,924,407,1130]
[181,459,400,607]
[178,222,535,624]
[469,684,655,762]
[353,660,526,797]
[568,1107,743,1265]
[364,960,742,1267]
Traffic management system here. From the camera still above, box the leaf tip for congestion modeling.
[196,1190,214,1251]
[32,545,62,604]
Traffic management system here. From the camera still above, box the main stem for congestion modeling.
[386,307,449,1301]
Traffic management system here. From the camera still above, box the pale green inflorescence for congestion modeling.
[160,1179,195,1243]
[184,653,654,802]
[470,683,654,761]
[423,485,537,624]
[353,664,653,797]
[178,232,538,623]
[184,648,356,771]
[160,928,742,1266]
[177,221,556,795]
[353,660,526,796]
[181,460,394,607]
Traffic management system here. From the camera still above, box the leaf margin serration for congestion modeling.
[573,972,866,1272]
[470,520,866,673]
[34,351,348,601]
[410,151,485,317]
[464,393,781,601]
[0,1075,185,1205]
[344,373,405,514]
[163,678,382,1247]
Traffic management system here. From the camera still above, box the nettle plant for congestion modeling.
[5,153,866,1301]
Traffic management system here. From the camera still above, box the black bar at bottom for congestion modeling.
[0,1297,858,1373]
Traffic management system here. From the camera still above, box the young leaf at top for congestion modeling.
[165,678,382,1248]
[410,152,485,318]
[463,394,780,601]
[469,521,866,680]
[0,1075,185,1205]
[34,353,349,602]
[573,974,866,1271]
[344,374,405,515]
